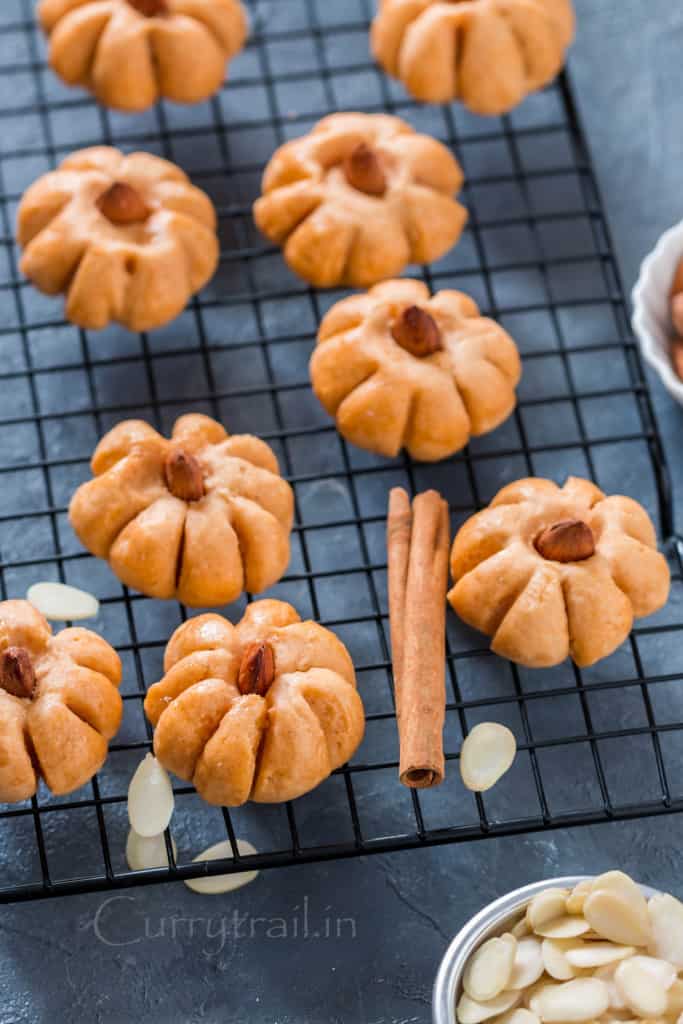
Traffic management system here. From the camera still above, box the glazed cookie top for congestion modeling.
[311,279,521,462]
[39,0,248,111]
[69,414,294,608]
[0,600,122,802]
[145,599,365,806]
[253,112,467,288]
[17,146,218,332]
[449,477,670,668]
[371,0,575,114]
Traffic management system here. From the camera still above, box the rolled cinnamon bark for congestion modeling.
[387,487,450,788]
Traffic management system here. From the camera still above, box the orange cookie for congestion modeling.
[372,0,575,115]
[449,477,670,668]
[17,146,218,332]
[0,600,122,802]
[39,0,248,111]
[253,112,467,288]
[311,279,521,461]
[145,599,365,805]
[69,414,294,607]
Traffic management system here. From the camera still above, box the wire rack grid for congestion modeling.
[0,0,681,904]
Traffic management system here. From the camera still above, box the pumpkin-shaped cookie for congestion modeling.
[144,599,365,805]
[69,414,294,607]
[311,279,521,461]
[372,0,575,115]
[17,146,219,332]
[448,477,670,668]
[39,0,248,112]
[0,600,122,802]
[253,113,467,288]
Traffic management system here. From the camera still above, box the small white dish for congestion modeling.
[632,218,683,405]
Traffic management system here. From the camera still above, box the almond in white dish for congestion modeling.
[455,871,683,1024]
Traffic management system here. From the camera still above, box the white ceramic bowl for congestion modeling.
[632,218,683,404]
[432,875,660,1024]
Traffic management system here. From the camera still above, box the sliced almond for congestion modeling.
[648,893,683,967]
[593,963,628,1011]
[564,941,634,969]
[184,838,259,895]
[533,915,591,940]
[511,916,531,939]
[566,880,591,916]
[542,938,578,981]
[666,978,683,1016]
[27,580,99,621]
[460,722,517,793]
[463,934,517,1002]
[497,1011,539,1024]
[126,829,177,871]
[527,889,570,931]
[127,753,174,838]
[614,957,668,1017]
[508,935,545,990]
[534,977,609,1022]
[457,989,521,1024]
[584,889,651,946]
[589,871,644,900]
[525,982,556,1015]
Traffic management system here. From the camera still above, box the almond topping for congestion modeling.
[96,182,150,225]
[0,646,36,699]
[238,641,275,697]
[343,142,386,196]
[163,449,205,503]
[127,0,168,15]
[535,519,595,563]
[391,306,443,357]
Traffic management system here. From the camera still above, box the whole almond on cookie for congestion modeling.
[238,641,275,697]
[535,519,595,563]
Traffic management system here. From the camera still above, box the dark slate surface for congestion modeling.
[2,1,683,1022]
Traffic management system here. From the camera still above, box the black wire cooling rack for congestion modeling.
[0,0,682,904]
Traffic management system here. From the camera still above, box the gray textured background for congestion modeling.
[3,1,683,1022]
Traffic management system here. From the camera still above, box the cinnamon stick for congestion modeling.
[387,487,450,788]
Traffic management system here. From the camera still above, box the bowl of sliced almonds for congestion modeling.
[433,871,683,1024]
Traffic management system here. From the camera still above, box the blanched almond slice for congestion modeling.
[511,916,531,939]
[667,978,683,1015]
[614,957,669,1017]
[648,893,683,967]
[593,963,628,1010]
[534,978,609,1022]
[497,1012,539,1024]
[566,880,591,915]
[564,941,635,969]
[526,982,559,1015]
[590,871,644,901]
[463,934,517,1001]
[127,753,174,838]
[27,580,99,621]
[184,839,259,895]
[527,889,570,931]
[542,939,578,981]
[126,829,177,871]
[621,954,675,990]
[508,936,544,990]
[533,915,591,940]
[457,989,521,1024]
[584,888,651,946]
[460,723,517,792]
